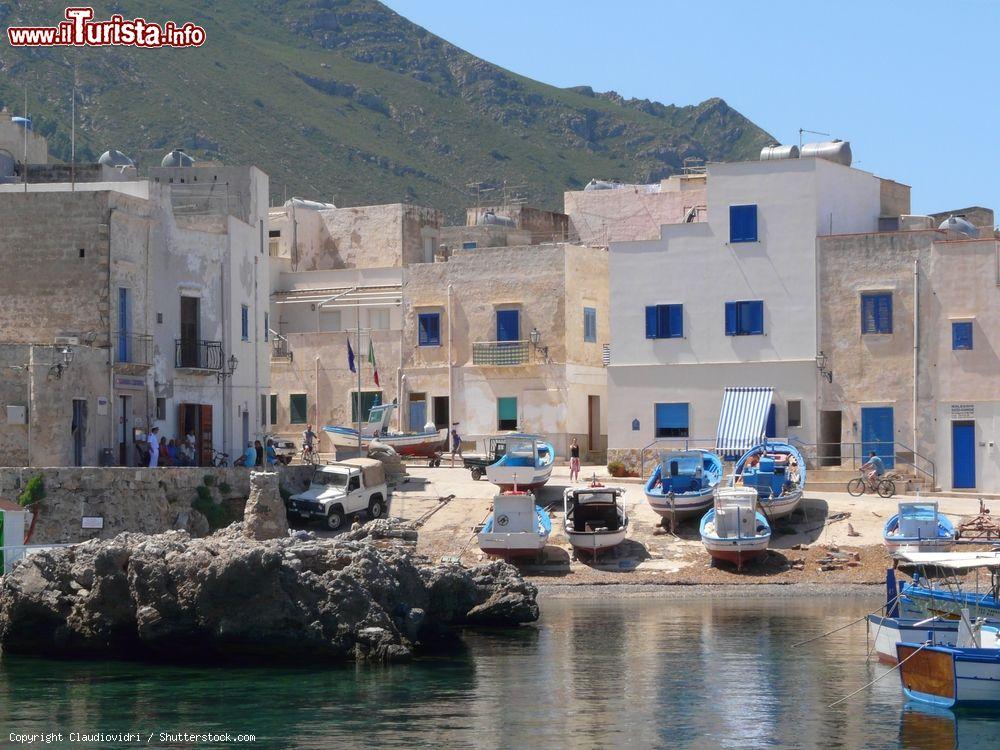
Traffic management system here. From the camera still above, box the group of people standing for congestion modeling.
[242,439,279,469]
[145,426,198,468]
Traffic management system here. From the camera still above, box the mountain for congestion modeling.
[0,0,774,220]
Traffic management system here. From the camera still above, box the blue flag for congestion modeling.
[347,337,356,373]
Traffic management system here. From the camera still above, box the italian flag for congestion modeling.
[368,339,380,387]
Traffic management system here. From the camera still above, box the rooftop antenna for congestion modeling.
[799,127,830,149]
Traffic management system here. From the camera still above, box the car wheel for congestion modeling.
[368,495,385,520]
[471,467,484,481]
[326,508,345,531]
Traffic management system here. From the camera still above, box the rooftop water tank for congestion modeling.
[938,215,978,238]
[478,210,516,228]
[11,116,32,130]
[98,149,135,168]
[800,140,852,167]
[160,148,194,167]
[759,144,800,161]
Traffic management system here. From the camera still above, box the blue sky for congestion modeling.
[384,0,998,217]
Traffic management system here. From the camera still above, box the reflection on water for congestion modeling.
[1,595,998,749]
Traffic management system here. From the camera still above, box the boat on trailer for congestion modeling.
[883,500,956,553]
[644,450,723,520]
[485,434,555,491]
[699,486,771,570]
[478,490,552,560]
[323,403,447,462]
[729,440,805,520]
[564,483,628,559]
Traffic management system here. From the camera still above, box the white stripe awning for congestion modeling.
[715,387,774,454]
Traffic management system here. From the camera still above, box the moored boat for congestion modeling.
[893,552,1000,622]
[564,483,628,559]
[699,486,771,570]
[644,450,723,520]
[478,490,552,560]
[484,434,555,490]
[883,501,957,553]
[323,403,447,461]
[729,440,805,520]
[868,614,1000,665]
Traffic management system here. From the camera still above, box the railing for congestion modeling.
[472,340,530,366]
[270,333,292,362]
[174,339,224,370]
[114,332,153,366]
[786,438,937,488]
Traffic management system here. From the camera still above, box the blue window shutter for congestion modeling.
[729,205,758,243]
[748,301,764,334]
[725,302,737,336]
[496,310,519,342]
[861,296,874,333]
[645,306,658,339]
[656,305,671,340]
[418,313,440,346]
[669,304,683,338]
[952,321,973,350]
[264,312,269,341]
[241,305,249,340]
[879,295,893,333]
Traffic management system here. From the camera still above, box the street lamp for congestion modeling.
[529,327,548,362]
[816,350,832,384]
[216,353,239,383]
[50,346,75,378]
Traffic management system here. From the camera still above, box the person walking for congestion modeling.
[569,438,581,482]
[254,439,264,467]
[147,427,160,468]
[451,425,463,467]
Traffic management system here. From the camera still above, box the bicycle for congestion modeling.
[300,445,317,466]
[847,471,895,498]
[211,449,231,468]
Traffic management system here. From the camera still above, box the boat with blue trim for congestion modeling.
[884,500,957,553]
[644,450,723,520]
[893,552,1000,622]
[729,440,805,520]
[484,434,555,491]
[699,486,771,570]
[478,490,552,560]
[323,403,447,461]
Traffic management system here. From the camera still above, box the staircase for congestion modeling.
[805,466,937,494]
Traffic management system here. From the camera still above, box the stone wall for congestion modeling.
[0,465,313,545]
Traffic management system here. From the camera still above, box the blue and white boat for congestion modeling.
[729,440,805,520]
[644,450,723,519]
[484,434,555,491]
[478,491,552,560]
[893,553,1000,622]
[699,486,771,570]
[884,501,957,553]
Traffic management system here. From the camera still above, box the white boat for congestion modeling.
[699,486,771,570]
[643,449,723,520]
[478,491,552,560]
[867,613,1000,665]
[729,440,805,520]
[323,403,447,462]
[484,434,555,490]
[563,484,628,558]
[883,500,957,553]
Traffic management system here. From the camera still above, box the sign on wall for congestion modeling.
[950,404,975,419]
[96,396,109,416]
[114,375,146,390]
[81,516,104,529]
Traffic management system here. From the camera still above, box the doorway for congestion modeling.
[409,393,427,432]
[71,399,87,466]
[819,410,842,467]
[179,403,213,466]
[118,395,131,465]
[179,296,200,367]
[588,395,600,453]
[951,421,976,489]
[861,406,895,469]
[242,410,250,454]
[433,396,450,430]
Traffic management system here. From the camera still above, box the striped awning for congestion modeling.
[715,387,774,454]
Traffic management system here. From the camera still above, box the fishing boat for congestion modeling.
[729,440,805,520]
[867,614,1000,665]
[643,450,723,520]
[699,486,771,570]
[893,553,1000,622]
[563,483,628,559]
[484,434,555,491]
[478,490,552,560]
[897,612,1000,708]
[883,501,957,553]
[323,403,447,462]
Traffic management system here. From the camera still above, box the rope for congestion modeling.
[829,641,930,708]
[791,592,902,649]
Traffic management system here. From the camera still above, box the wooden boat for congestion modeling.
[699,486,771,570]
[867,614,1000,665]
[729,440,805,520]
[883,500,956,553]
[485,434,555,490]
[563,483,628,558]
[897,612,1000,708]
[478,490,552,560]
[643,450,723,520]
[323,403,447,461]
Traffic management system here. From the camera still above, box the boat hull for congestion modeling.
[899,587,1000,622]
[486,465,553,491]
[700,537,770,568]
[898,643,1000,707]
[884,537,957,554]
[566,529,627,555]
[324,427,446,457]
[758,488,802,520]
[644,489,714,519]
[477,532,548,558]
[867,615,963,665]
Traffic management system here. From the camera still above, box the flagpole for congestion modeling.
[356,297,362,455]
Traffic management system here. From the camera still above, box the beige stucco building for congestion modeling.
[818,212,1000,492]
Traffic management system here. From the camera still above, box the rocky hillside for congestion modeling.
[0,0,773,219]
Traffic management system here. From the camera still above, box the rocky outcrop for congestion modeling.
[0,520,538,664]
[241,472,288,541]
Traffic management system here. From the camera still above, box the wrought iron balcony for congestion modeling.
[472,340,530,366]
[175,338,224,371]
[114,332,154,366]
[270,334,292,362]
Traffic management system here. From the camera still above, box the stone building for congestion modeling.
[818,211,1000,492]
[0,134,270,467]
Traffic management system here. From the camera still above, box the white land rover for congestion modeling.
[286,458,388,531]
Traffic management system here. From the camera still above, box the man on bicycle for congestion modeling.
[302,424,317,461]
[861,451,885,488]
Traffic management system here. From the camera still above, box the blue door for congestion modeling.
[861,407,895,469]
[765,404,777,438]
[118,287,131,363]
[496,309,520,342]
[952,421,976,489]
[409,399,427,432]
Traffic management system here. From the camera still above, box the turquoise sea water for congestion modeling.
[0,594,997,749]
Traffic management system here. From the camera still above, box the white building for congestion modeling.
[605,152,907,470]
